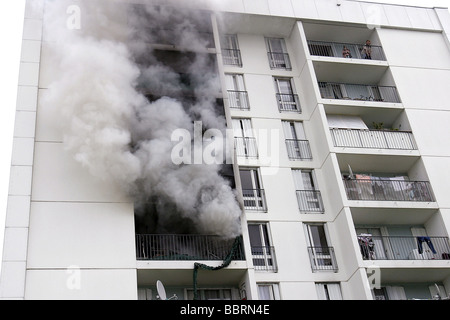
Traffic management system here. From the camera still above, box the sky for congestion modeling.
[0,0,449,277]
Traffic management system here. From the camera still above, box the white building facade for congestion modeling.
[1,0,450,300]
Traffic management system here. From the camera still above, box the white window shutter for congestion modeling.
[386,286,406,300]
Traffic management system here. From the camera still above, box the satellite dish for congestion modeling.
[156,280,167,300]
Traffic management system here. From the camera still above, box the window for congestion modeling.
[266,37,291,70]
[305,223,338,271]
[225,74,249,110]
[239,168,266,211]
[292,169,324,213]
[370,86,383,101]
[274,78,300,112]
[372,286,406,300]
[221,34,242,67]
[232,118,258,158]
[248,223,277,272]
[372,287,389,300]
[316,283,343,300]
[186,288,233,300]
[258,283,280,300]
[318,82,344,99]
[137,288,153,300]
[282,121,312,160]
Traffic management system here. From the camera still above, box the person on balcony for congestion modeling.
[342,46,352,58]
[361,40,372,59]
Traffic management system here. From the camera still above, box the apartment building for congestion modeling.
[1,0,450,300]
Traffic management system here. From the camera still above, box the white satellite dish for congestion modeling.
[156,280,178,300]
[156,280,167,300]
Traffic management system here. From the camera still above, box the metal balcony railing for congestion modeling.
[251,246,278,272]
[307,246,338,272]
[343,178,434,202]
[228,90,250,110]
[307,40,386,61]
[296,190,325,213]
[242,189,267,211]
[357,235,450,261]
[234,137,258,158]
[318,82,401,103]
[222,49,242,67]
[136,234,245,261]
[286,139,312,160]
[330,128,418,150]
[276,93,301,112]
[267,52,292,70]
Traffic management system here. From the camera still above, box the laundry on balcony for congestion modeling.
[417,236,437,254]
[358,233,375,260]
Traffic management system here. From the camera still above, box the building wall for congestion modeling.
[1,0,138,300]
[378,27,450,235]
[0,0,43,299]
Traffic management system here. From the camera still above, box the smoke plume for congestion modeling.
[42,0,242,239]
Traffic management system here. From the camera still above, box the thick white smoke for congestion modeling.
[42,0,242,239]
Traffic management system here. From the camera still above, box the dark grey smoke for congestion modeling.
[42,0,242,239]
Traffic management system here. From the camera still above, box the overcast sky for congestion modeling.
[0,0,449,276]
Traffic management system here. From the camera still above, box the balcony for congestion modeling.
[136,234,245,261]
[308,40,386,61]
[242,189,267,211]
[372,284,449,300]
[267,52,292,70]
[296,190,324,213]
[330,128,417,150]
[286,139,312,160]
[319,82,401,103]
[307,246,338,272]
[234,137,258,158]
[276,93,301,112]
[344,177,434,202]
[251,246,278,272]
[222,49,242,67]
[357,235,450,261]
[228,90,250,110]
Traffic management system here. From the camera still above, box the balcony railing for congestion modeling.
[286,139,312,160]
[307,246,338,272]
[343,178,434,202]
[242,189,267,211]
[307,40,386,61]
[276,93,301,112]
[251,246,278,272]
[228,90,250,110]
[234,137,258,158]
[330,128,417,150]
[222,49,242,67]
[296,190,325,213]
[357,235,450,260]
[136,234,245,261]
[319,82,401,103]
[267,52,292,70]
